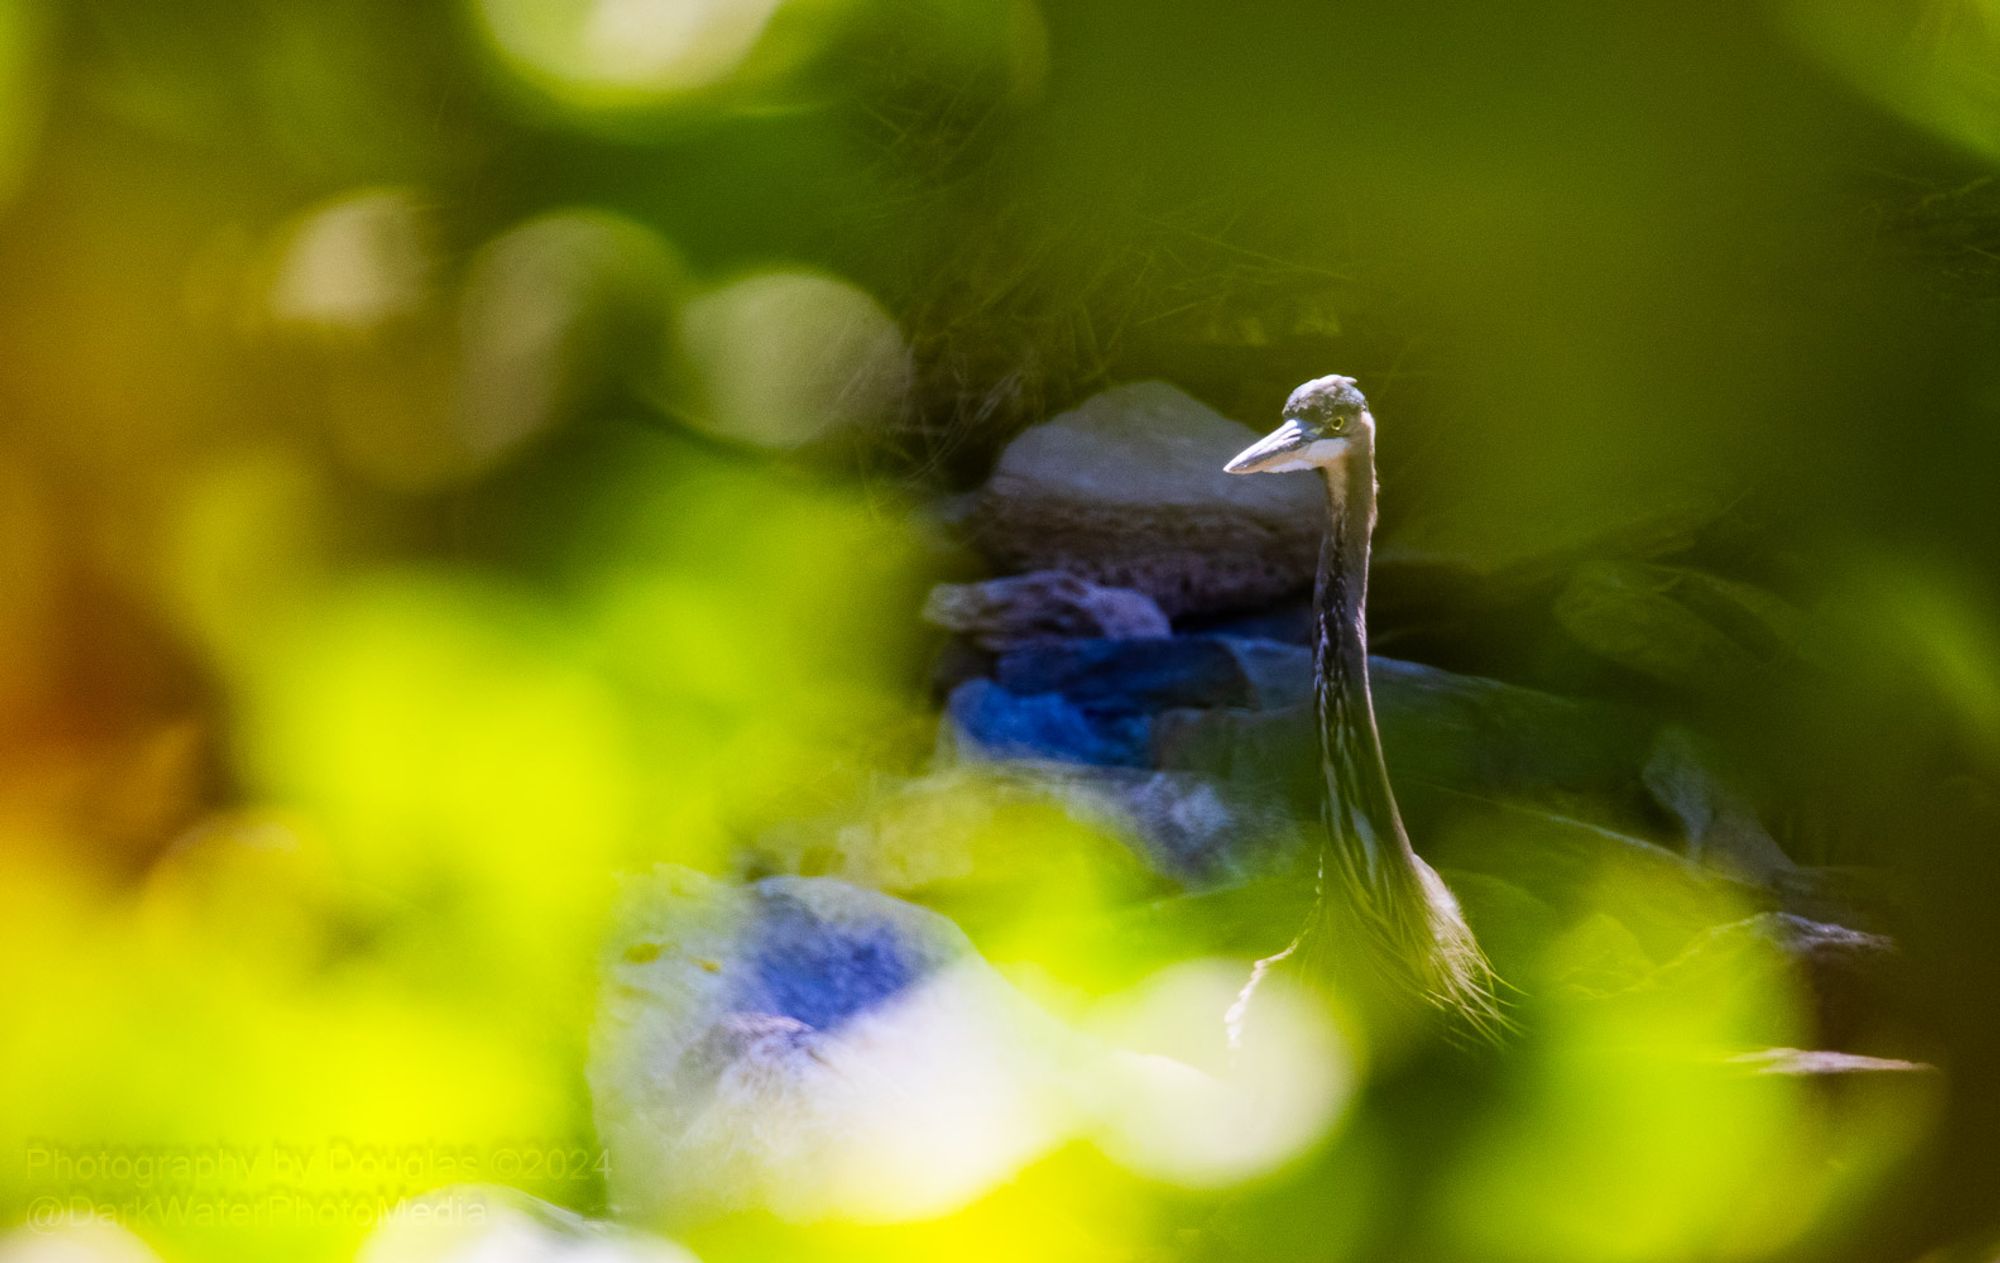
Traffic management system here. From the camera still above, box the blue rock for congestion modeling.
[1226,638,1316,709]
[946,678,1151,767]
[994,635,1310,714]
[750,890,933,1031]
[598,869,964,1043]
[591,868,1077,1224]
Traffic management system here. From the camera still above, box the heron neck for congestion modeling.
[1313,449,1411,871]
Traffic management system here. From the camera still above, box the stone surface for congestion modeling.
[1644,726,1797,884]
[1554,561,1806,697]
[965,381,1322,616]
[922,571,1171,651]
[1095,768,1291,885]
[754,762,1291,898]
[590,870,1351,1230]
[1726,1048,1932,1077]
[1422,795,1762,962]
[1442,871,1665,994]
[590,868,1077,1226]
[1022,763,1301,887]
[1769,865,1893,932]
[1372,484,1729,591]
[1670,911,1894,974]
[996,635,1310,714]
[751,765,1154,898]
[1655,912,1898,1048]
[944,678,1152,766]
[1152,656,1652,821]
[1150,705,1311,802]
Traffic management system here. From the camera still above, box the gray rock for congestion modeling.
[1373,485,1729,593]
[1146,655,1785,959]
[922,571,1171,650]
[1653,912,1898,1047]
[1725,1048,1932,1077]
[590,868,1077,1225]
[1439,871,1576,984]
[1153,656,1653,820]
[965,382,1322,616]
[1093,767,1295,885]
[1370,657,1653,804]
[1228,639,1318,709]
[1554,561,1806,696]
[1005,762,1303,887]
[1644,726,1797,884]
[1420,794,1764,963]
[1151,705,1311,798]
[751,762,1289,899]
[1447,871,1673,996]
[1768,865,1894,932]
[1753,912,1895,967]
[748,765,1155,897]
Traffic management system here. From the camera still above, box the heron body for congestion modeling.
[1227,376,1503,1040]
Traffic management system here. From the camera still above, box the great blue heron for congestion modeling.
[1224,375,1504,1040]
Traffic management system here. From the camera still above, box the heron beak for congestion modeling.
[1225,418,1316,475]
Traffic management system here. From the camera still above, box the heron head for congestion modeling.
[1224,375,1372,475]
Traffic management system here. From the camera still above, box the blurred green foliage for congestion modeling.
[1,0,1998,1260]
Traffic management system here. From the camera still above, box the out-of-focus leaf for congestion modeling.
[667,268,912,452]
[0,0,49,206]
[455,210,683,465]
[1772,0,2000,163]
[471,0,858,114]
